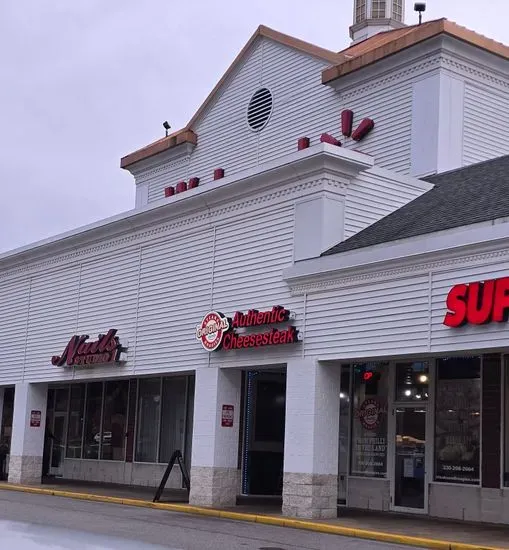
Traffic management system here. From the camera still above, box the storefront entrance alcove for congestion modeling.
[0,387,14,481]
[241,369,286,496]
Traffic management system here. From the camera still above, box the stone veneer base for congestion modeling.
[8,455,43,485]
[189,466,240,507]
[283,472,338,519]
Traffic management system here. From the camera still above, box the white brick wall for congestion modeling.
[62,459,183,488]
[347,477,391,511]
[429,484,509,524]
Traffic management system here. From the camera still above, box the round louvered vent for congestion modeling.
[247,88,273,131]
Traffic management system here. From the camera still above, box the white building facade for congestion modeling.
[1,6,509,523]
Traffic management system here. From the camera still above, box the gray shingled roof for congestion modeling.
[322,154,509,256]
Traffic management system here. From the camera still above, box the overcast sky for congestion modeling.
[1,1,507,254]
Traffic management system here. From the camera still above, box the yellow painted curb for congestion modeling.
[0,483,504,550]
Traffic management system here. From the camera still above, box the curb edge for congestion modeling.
[0,483,503,550]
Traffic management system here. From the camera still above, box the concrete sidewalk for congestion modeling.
[1,480,508,550]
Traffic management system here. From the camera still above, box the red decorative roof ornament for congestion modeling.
[320,133,342,146]
[341,109,375,142]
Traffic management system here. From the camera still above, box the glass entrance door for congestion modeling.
[394,406,426,510]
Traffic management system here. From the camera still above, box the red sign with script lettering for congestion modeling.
[195,306,300,352]
[51,329,126,367]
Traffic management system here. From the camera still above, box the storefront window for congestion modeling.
[434,357,481,484]
[101,380,129,461]
[83,382,104,459]
[395,362,429,402]
[350,362,389,478]
[66,385,85,459]
[159,377,188,463]
[505,360,509,487]
[135,378,161,463]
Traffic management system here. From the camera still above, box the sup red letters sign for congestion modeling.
[443,276,509,327]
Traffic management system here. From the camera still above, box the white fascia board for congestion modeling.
[283,219,509,285]
[127,142,196,178]
[367,166,434,193]
[0,143,373,270]
[325,36,444,92]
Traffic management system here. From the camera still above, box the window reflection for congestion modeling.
[434,357,480,484]
[101,381,129,461]
[350,362,389,478]
[395,362,429,402]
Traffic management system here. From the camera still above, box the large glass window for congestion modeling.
[434,357,481,484]
[505,360,509,487]
[101,380,129,461]
[159,377,188,463]
[350,362,389,478]
[83,382,104,459]
[135,378,161,463]
[395,361,429,402]
[66,385,85,459]
[371,0,386,19]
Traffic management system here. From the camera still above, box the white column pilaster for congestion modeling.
[282,359,341,519]
[189,368,241,507]
[8,383,48,485]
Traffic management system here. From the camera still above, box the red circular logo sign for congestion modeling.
[357,398,385,431]
[195,312,230,351]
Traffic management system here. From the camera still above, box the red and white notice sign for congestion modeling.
[221,405,234,427]
[30,410,42,427]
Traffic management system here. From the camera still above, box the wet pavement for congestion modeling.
[0,489,420,550]
[5,479,509,549]
[0,519,176,549]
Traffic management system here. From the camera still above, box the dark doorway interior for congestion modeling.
[242,370,286,496]
[0,387,14,481]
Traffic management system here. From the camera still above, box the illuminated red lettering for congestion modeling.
[466,280,495,325]
[492,277,509,322]
[443,284,469,327]
[444,276,509,327]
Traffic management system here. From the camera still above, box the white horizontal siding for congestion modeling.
[147,158,190,203]
[134,229,214,375]
[24,268,80,382]
[304,275,430,359]
[0,280,30,384]
[187,40,262,183]
[430,260,509,352]
[256,40,339,165]
[341,81,413,174]
[72,250,141,380]
[210,204,304,365]
[344,171,427,239]
[463,84,509,166]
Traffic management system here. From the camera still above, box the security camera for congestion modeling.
[163,121,171,136]
[414,2,426,12]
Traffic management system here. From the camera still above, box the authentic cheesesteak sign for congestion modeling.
[52,329,126,367]
[443,276,509,327]
[195,305,300,352]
